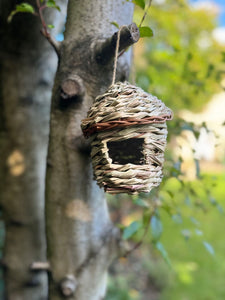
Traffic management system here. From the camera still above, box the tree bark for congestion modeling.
[0,1,67,299]
[45,0,135,299]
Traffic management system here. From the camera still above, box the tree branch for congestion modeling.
[122,215,151,258]
[95,23,140,64]
[40,28,60,57]
[139,0,153,27]
[30,262,50,272]
[75,226,119,277]
[36,0,60,57]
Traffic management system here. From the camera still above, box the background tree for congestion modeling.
[0,1,67,299]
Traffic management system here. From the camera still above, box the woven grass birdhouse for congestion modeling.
[81,82,173,194]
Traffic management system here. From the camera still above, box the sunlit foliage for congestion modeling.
[134,0,223,111]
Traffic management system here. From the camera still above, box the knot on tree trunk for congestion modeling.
[60,275,77,297]
[61,76,85,100]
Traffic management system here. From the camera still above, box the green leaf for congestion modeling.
[122,221,142,240]
[133,197,149,208]
[172,214,183,224]
[47,24,55,29]
[184,195,191,206]
[111,21,119,29]
[195,229,203,236]
[194,159,200,179]
[209,196,217,206]
[15,3,34,13]
[151,215,163,240]
[155,241,171,266]
[181,122,194,132]
[203,241,215,256]
[222,52,225,63]
[190,217,200,226]
[133,0,145,9]
[7,3,35,22]
[181,229,191,240]
[117,223,125,230]
[167,190,174,198]
[216,203,224,214]
[142,210,151,226]
[46,0,56,5]
[46,0,61,11]
[139,26,153,38]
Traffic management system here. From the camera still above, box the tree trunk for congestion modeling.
[45,0,135,299]
[0,1,67,299]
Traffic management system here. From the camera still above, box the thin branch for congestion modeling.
[75,227,119,276]
[36,0,60,57]
[139,0,153,28]
[122,213,152,258]
[95,23,140,65]
[121,197,162,258]
[30,261,51,272]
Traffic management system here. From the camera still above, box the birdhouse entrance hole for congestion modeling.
[107,138,145,165]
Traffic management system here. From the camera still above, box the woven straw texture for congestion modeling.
[81,82,173,194]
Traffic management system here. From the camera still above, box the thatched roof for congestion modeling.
[81,82,173,138]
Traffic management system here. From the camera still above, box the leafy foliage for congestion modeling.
[7,3,35,22]
[134,0,223,111]
[203,241,215,256]
[133,0,145,10]
[107,174,225,299]
[111,21,120,29]
[139,26,153,38]
[7,0,61,23]
[107,0,224,298]
[155,241,171,266]
[47,24,55,29]
[122,221,142,240]
[46,0,61,11]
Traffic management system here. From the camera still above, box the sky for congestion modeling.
[215,0,225,26]
[190,0,225,26]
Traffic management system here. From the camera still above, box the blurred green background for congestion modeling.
[106,0,225,299]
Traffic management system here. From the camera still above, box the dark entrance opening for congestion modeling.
[107,138,145,165]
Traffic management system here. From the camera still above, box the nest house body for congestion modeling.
[81,82,173,194]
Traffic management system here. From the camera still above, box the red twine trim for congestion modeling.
[82,114,173,138]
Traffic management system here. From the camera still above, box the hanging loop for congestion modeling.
[112,26,126,85]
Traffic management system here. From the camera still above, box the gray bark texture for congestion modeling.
[45,0,135,299]
[0,1,67,299]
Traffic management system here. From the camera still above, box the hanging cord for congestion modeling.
[112,1,153,86]
[130,49,136,85]
[112,26,126,85]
